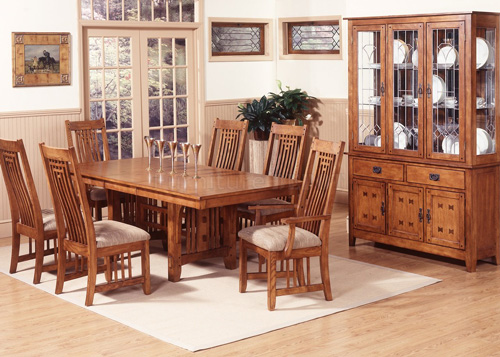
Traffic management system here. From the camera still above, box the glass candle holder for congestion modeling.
[167,141,178,175]
[192,144,202,179]
[155,139,166,173]
[144,136,155,171]
[181,142,190,177]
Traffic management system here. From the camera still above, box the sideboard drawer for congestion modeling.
[352,159,404,181]
[407,165,465,189]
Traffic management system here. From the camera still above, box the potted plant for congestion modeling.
[269,80,316,125]
[236,95,281,140]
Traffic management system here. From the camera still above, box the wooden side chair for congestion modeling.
[238,138,345,311]
[39,144,151,306]
[65,119,109,221]
[183,118,248,254]
[0,138,58,284]
[207,118,249,170]
[238,123,308,228]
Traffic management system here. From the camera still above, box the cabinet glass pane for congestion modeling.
[431,28,460,155]
[358,31,382,147]
[476,28,496,155]
[393,30,419,151]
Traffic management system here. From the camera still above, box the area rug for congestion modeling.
[0,244,439,352]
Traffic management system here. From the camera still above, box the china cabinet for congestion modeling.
[347,12,500,271]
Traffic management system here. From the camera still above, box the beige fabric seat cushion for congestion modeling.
[93,220,150,248]
[238,224,321,252]
[237,198,294,216]
[89,186,107,201]
[42,208,57,232]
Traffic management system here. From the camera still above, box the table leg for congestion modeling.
[167,203,183,282]
[106,189,121,221]
[222,205,237,269]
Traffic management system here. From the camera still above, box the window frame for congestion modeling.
[208,17,273,62]
[279,16,343,60]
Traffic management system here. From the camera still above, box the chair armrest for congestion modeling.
[281,215,330,225]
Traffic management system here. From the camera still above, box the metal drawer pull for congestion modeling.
[381,201,385,216]
[429,173,440,181]
[373,166,382,174]
[426,209,431,224]
[418,208,423,222]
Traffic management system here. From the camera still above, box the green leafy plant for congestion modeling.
[237,95,281,140]
[269,80,316,125]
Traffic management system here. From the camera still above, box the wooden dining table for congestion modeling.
[78,157,301,282]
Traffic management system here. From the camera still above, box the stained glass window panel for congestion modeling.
[212,23,264,55]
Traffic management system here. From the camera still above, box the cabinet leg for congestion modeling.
[349,234,356,246]
[465,258,477,273]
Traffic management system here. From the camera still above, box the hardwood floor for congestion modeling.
[1,203,500,356]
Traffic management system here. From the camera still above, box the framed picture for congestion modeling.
[12,32,70,87]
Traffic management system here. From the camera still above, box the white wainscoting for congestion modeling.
[0,109,81,238]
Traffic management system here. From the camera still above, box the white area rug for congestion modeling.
[0,244,439,352]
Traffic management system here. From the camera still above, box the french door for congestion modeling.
[85,28,196,159]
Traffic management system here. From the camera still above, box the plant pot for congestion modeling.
[253,129,269,141]
[249,139,268,174]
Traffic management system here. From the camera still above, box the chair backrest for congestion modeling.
[0,139,43,232]
[263,123,308,180]
[296,138,345,236]
[65,118,110,163]
[39,144,95,249]
[207,118,248,170]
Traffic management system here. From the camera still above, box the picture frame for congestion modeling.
[12,32,70,87]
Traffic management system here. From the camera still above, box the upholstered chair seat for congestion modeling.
[41,208,57,231]
[239,225,321,252]
[89,187,107,202]
[93,220,150,248]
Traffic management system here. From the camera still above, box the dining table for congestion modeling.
[78,157,301,282]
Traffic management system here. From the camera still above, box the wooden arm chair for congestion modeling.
[238,138,345,311]
[238,123,308,228]
[39,144,151,306]
[65,119,110,221]
[207,118,248,170]
[0,139,58,284]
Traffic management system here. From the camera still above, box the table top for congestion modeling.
[79,157,301,209]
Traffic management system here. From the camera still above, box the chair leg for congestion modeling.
[320,251,333,301]
[85,258,97,306]
[33,237,45,284]
[142,241,151,295]
[9,230,20,274]
[95,201,103,221]
[267,253,277,311]
[55,248,67,295]
[239,240,248,293]
[295,258,306,286]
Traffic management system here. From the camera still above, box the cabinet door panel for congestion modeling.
[352,25,386,154]
[387,23,425,158]
[388,184,424,241]
[425,189,465,249]
[425,21,466,162]
[352,179,386,234]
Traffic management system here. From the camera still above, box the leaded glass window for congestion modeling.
[287,20,340,54]
[81,0,196,22]
[211,23,265,56]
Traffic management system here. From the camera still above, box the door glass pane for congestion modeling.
[358,31,382,147]
[109,0,123,21]
[88,35,135,159]
[147,35,190,154]
[169,0,180,22]
[93,0,107,20]
[431,28,460,154]
[124,0,138,21]
[476,28,496,155]
[182,0,195,22]
[393,29,419,151]
[154,0,166,21]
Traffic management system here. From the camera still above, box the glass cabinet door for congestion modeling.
[353,25,386,152]
[387,24,424,157]
[426,22,465,161]
[475,26,496,157]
